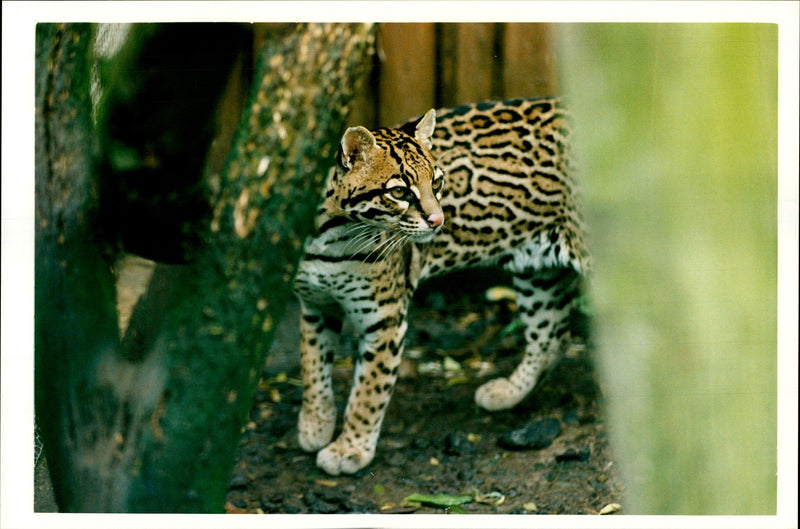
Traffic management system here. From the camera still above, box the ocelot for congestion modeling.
[293,97,589,475]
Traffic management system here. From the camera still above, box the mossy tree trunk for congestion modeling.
[35,22,376,513]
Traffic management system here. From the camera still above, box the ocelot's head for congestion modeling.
[328,110,445,242]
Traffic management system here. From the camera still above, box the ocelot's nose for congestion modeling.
[426,211,444,228]
[420,193,444,228]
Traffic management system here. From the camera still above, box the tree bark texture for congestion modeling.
[35,23,376,513]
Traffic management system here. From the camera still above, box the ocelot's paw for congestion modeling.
[475,377,524,411]
[316,438,375,476]
[297,401,336,452]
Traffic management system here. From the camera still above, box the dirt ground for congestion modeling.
[35,265,624,515]
[225,269,624,515]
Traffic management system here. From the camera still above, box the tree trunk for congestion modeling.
[35,22,376,513]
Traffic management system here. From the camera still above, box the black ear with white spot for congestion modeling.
[340,126,376,169]
[414,109,436,150]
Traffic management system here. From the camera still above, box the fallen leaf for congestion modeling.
[224,501,248,514]
[314,479,338,487]
[417,361,442,375]
[442,356,461,372]
[485,285,517,302]
[474,490,506,506]
[404,493,473,507]
[405,348,425,359]
[523,501,538,512]
[397,357,418,379]
[380,503,419,514]
[599,502,621,515]
[446,376,470,386]
[457,312,480,328]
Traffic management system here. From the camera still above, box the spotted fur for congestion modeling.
[293,97,589,475]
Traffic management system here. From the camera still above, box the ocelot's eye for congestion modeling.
[388,186,413,202]
[432,176,444,193]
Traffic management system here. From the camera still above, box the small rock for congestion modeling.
[498,418,561,450]
[317,490,347,506]
[386,452,406,467]
[412,437,431,450]
[259,468,279,480]
[229,474,248,489]
[562,409,580,426]
[444,431,476,456]
[260,491,284,512]
[555,447,591,462]
[303,492,339,514]
[227,495,247,509]
[456,468,474,482]
[225,501,248,514]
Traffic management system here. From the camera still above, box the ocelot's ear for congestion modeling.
[415,109,436,150]
[340,126,376,170]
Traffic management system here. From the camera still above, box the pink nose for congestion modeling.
[427,212,444,228]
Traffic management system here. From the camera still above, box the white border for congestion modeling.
[1,0,797,24]
[3,3,798,529]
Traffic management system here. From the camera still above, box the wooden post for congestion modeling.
[503,23,558,98]
[377,23,436,125]
[439,23,498,107]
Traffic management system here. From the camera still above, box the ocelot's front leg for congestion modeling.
[316,304,409,475]
[476,268,580,411]
[297,304,341,452]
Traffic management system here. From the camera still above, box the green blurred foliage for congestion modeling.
[558,24,777,514]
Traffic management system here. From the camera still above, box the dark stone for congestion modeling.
[498,418,561,450]
[228,474,248,489]
[259,468,279,480]
[562,409,580,426]
[260,491,284,510]
[457,468,475,482]
[386,452,406,467]
[303,491,341,514]
[412,437,431,450]
[444,431,476,456]
[555,447,591,462]
[317,490,347,506]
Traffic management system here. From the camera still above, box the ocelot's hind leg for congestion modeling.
[297,305,341,452]
[475,268,580,411]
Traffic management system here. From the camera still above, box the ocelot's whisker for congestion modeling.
[379,232,408,263]
[373,234,398,264]
[363,232,398,264]
[344,223,379,255]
